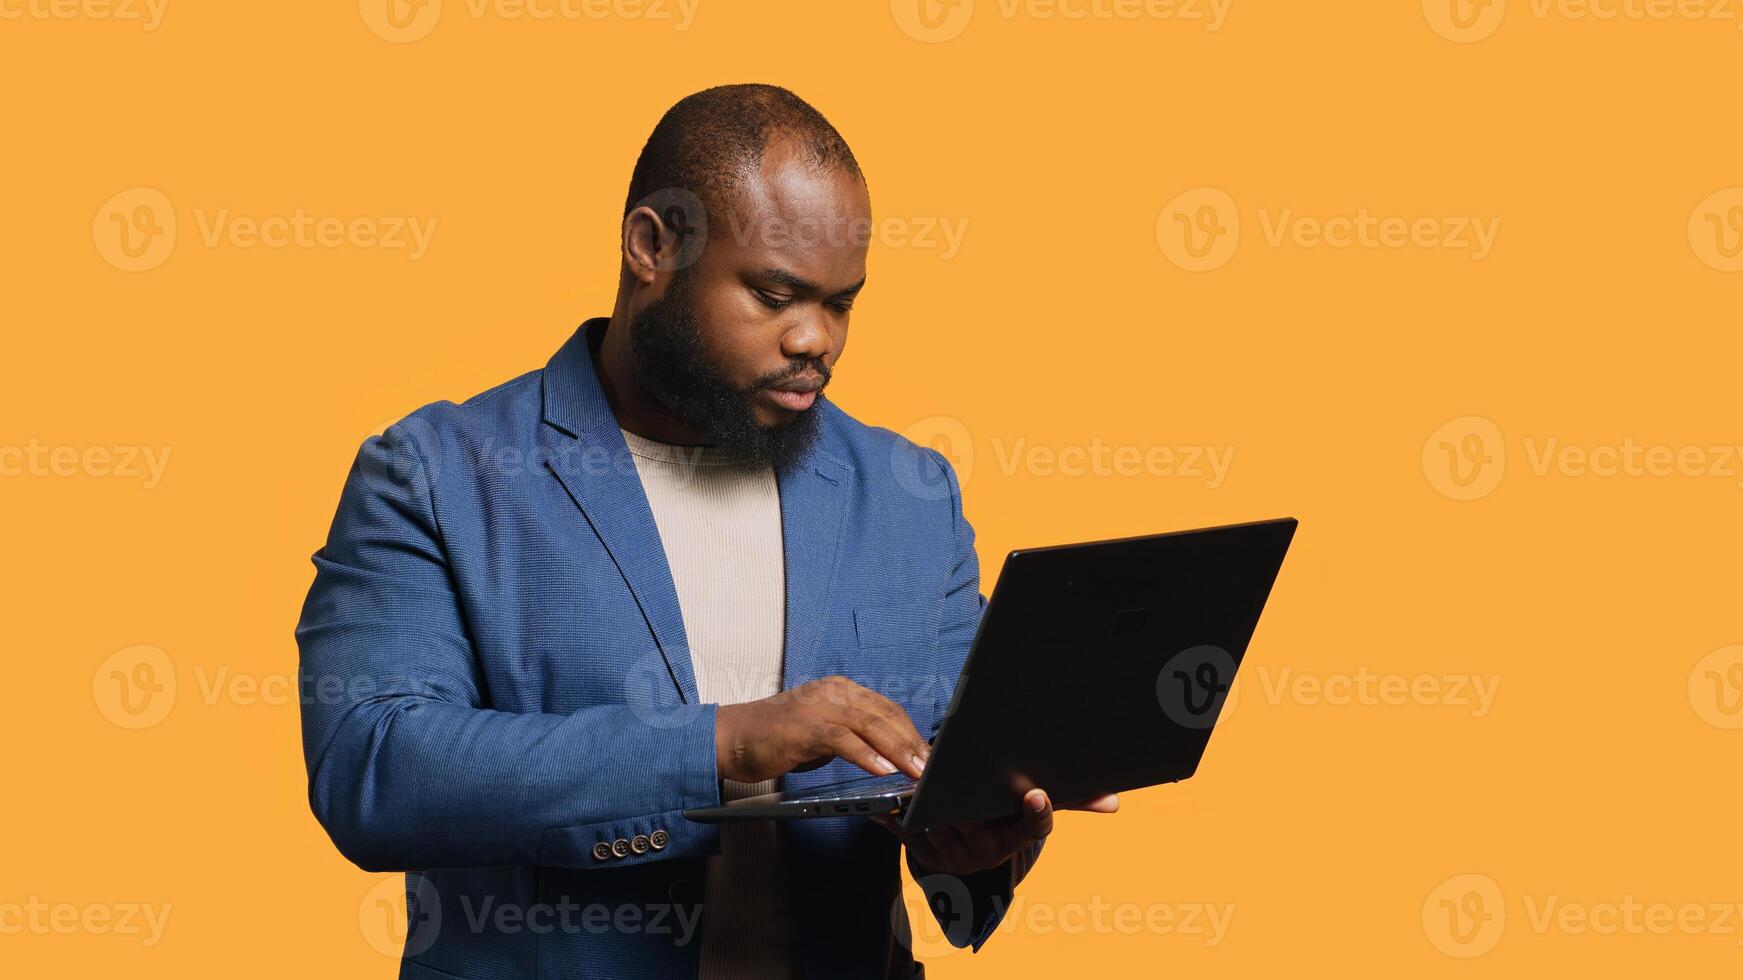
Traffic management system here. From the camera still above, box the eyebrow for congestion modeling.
[759,268,867,297]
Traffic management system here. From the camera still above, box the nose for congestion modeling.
[779,314,831,363]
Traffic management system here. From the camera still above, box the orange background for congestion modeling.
[4,0,1743,975]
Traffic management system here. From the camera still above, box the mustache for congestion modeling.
[751,359,832,392]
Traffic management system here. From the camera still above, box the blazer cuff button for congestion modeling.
[591,842,613,862]
[649,829,670,851]
[630,834,651,855]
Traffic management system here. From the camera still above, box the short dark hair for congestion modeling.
[621,84,864,253]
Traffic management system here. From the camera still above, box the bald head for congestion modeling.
[602,85,872,469]
[621,84,865,262]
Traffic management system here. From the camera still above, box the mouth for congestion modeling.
[762,374,825,413]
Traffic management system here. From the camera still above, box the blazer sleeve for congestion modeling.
[907,447,1045,952]
[295,420,722,872]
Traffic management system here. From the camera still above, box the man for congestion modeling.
[297,83,1115,979]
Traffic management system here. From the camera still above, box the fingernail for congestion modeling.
[910,754,926,774]
[1027,791,1047,812]
[874,755,896,774]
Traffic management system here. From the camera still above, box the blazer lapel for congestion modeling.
[539,317,859,705]
[540,319,700,704]
[776,421,853,691]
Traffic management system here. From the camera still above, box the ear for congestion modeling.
[621,205,666,286]
[622,197,706,285]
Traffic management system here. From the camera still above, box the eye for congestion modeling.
[754,289,792,310]
[828,300,855,313]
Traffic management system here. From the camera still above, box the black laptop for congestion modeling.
[683,517,1296,831]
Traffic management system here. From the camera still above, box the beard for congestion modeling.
[627,270,825,474]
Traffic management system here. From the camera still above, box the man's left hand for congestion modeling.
[870,789,1119,875]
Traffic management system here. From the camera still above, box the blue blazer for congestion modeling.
[297,318,1037,979]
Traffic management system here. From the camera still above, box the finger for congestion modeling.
[1020,789,1054,840]
[841,705,928,779]
[851,683,933,770]
[960,823,1030,874]
[825,681,931,777]
[1059,793,1120,813]
[902,827,955,873]
[928,825,972,862]
[964,821,1028,868]
[811,722,900,778]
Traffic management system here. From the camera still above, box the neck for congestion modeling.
[595,309,709,446]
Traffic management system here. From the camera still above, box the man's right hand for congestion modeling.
[714,675,930,784]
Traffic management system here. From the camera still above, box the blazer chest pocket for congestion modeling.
[853,600,936,651]
[850,601,942,732]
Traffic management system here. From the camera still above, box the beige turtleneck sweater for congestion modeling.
[620,427,792,980]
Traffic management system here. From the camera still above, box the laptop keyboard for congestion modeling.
[786,772,917,803]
